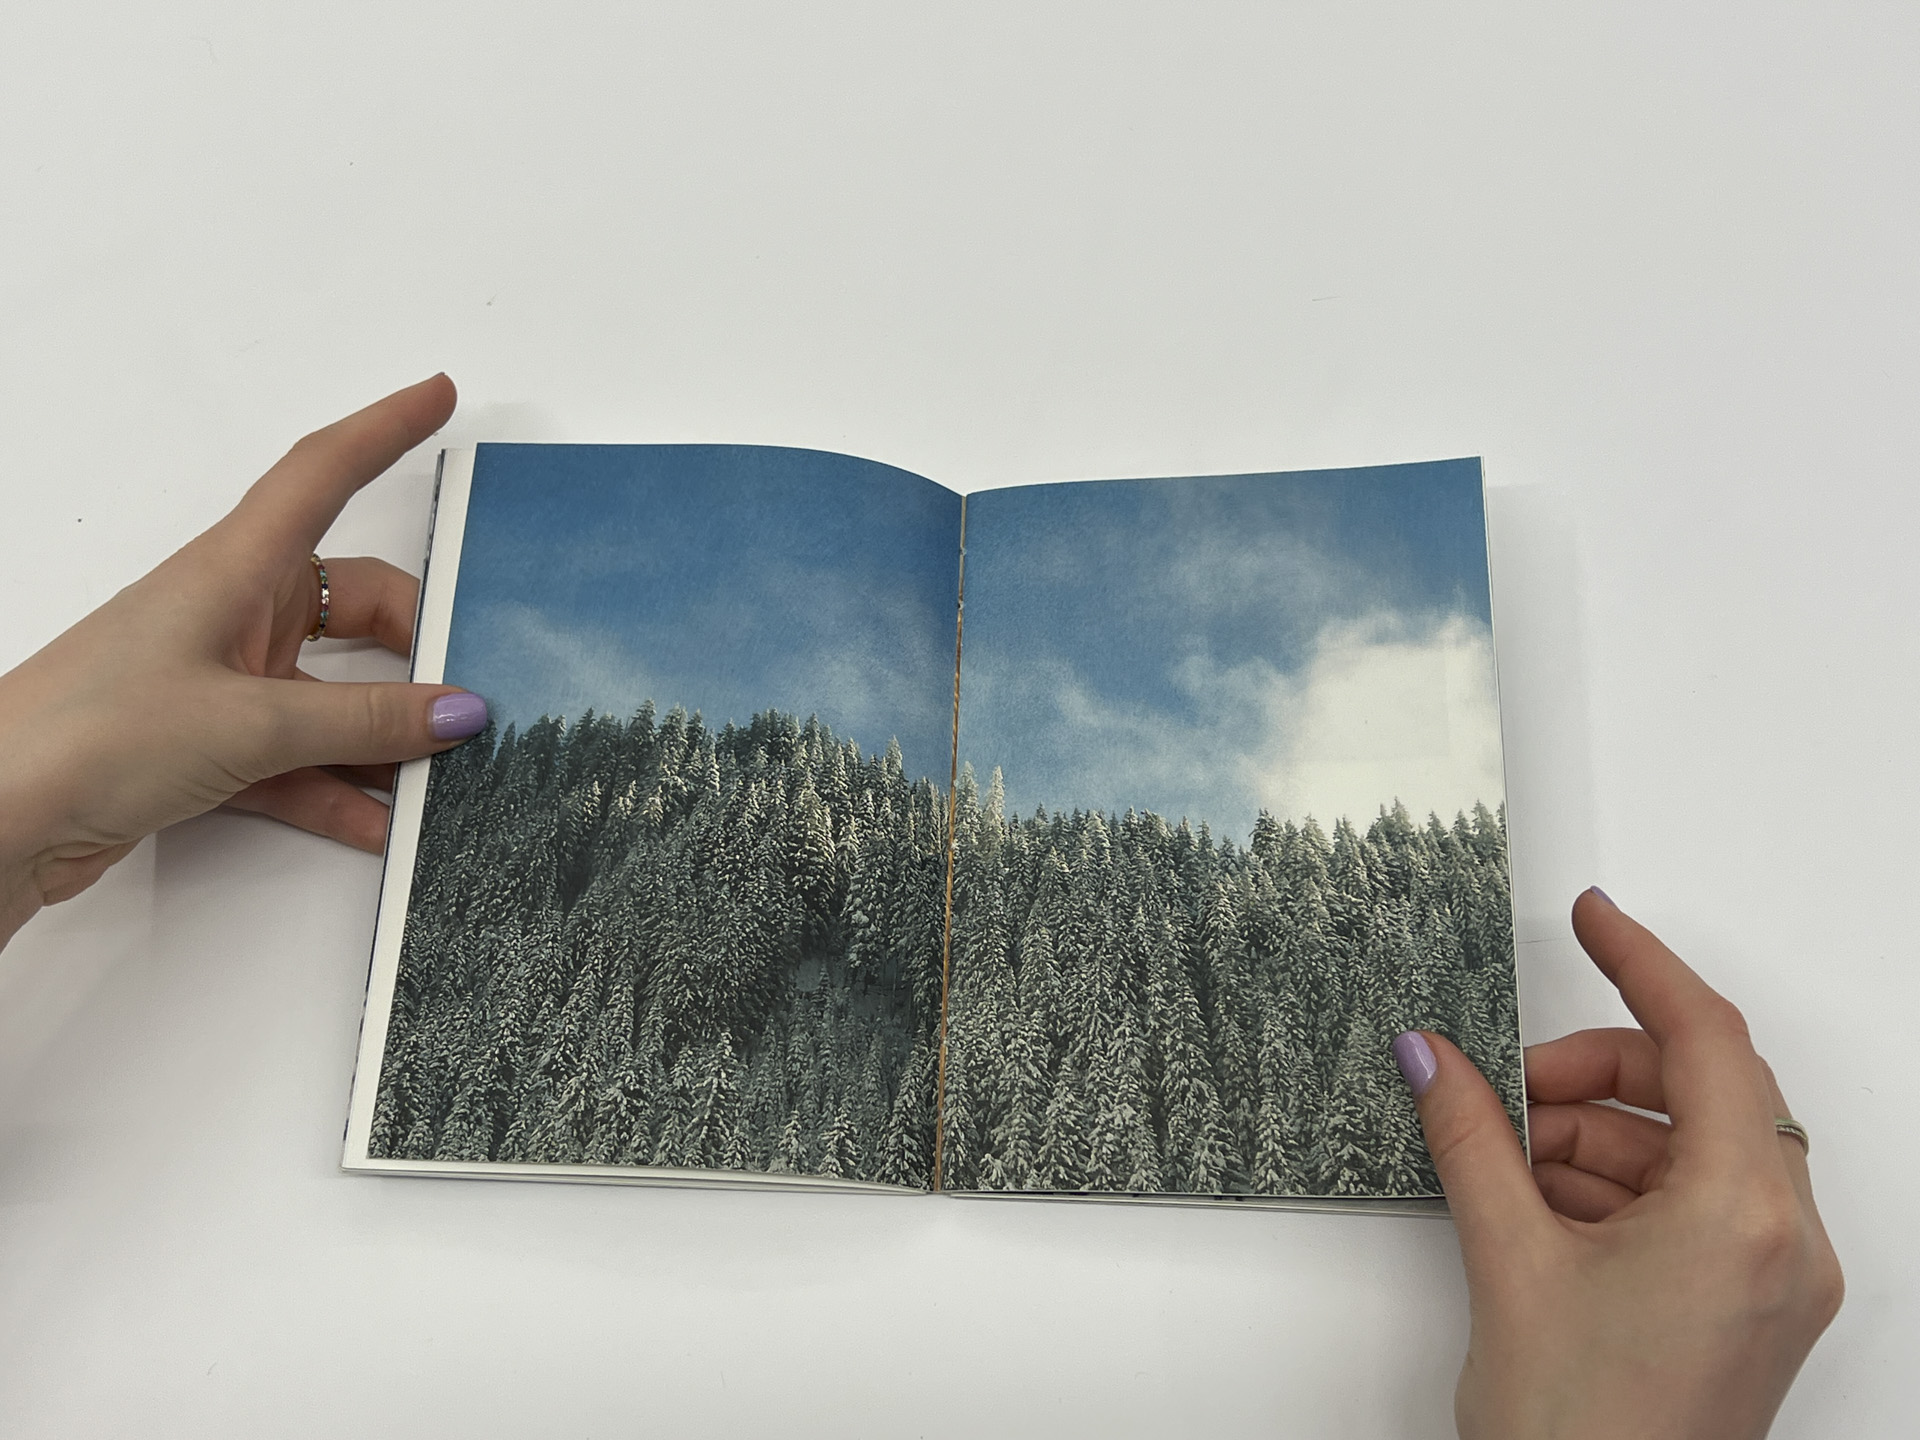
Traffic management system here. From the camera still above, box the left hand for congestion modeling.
[0,374,488,945]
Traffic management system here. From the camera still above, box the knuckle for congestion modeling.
[1703,994,1751,1039]
[316,780,353,833]
[1680,993,1751,1046]
[1757,1056,1791,1106]
[1728,1190,1801,1258]
[1810,1248,1846,1326]
[376,568,413,625]
[1712,1186,1833,1310]
[361,686,407,746]
[1422,1103,1497,1173]
[285,428,330,463]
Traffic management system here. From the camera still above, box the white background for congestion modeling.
[2,4,1914,1435]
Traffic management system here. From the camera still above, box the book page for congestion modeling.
[344,444,961,1190]
[942,462,1520,1201]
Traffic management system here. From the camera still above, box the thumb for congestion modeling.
[253,678,490,772]
[1395,1030,1550,1261]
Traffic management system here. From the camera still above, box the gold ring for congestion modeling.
[305,555,331,642]
[1774,1117,1810,1155]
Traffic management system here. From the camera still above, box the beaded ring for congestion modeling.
[305,554,331,641]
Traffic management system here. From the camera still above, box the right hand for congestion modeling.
[1394,888,1843,1439]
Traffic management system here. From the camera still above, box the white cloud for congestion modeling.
[965,612,1505,839]
[455,600,664,725]
[1245,614,1505,829]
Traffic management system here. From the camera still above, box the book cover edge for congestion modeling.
[340,446,476,1170]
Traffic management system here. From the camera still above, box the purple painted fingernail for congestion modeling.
[1588,885,1616,908]
[1392,1031,1439,1098]
[430,692,489,741]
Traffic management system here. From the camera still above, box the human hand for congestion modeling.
[0,374,488,946]
[1394,888,1842,1440]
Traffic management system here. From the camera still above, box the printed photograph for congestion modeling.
[939,463,1521,1198]
[368,444,963,1186]
[364,445,1522,1203]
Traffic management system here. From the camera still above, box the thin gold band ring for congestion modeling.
[305,555,331,642]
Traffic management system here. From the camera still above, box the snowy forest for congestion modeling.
[370,703,1522,1199]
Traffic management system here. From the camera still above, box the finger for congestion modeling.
[1525,1028,1667,1112]
[226,375,457,561]
[224,769,392,854]
[1531,1161,1640,1223]
[1571,889,1778,1164]
[1526,1101,1672,1195]
[244,678,489,774]
[1393,1030,1553,1264]
[284,679,420,772]
[326,762,399,792]
[303,556,420,655]
[1570,888,1736,1050]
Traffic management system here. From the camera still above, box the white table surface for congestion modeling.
[2,5,1913,1436]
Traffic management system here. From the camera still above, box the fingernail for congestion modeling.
[430,692,489,740]
[1392,1031,1438,1098]
[1588,885,1616,908]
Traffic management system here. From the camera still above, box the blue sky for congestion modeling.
[440,447,1503,839]
[443,444,962,782]
[959,461,1503,839]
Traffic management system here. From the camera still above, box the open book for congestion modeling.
[343,445,1523,1209]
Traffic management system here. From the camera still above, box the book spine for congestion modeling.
[931,495,968,1192]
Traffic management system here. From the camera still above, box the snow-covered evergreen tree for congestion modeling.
[371,701,1520,1200]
